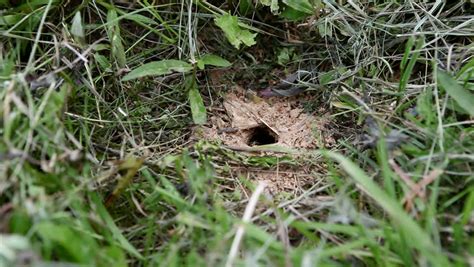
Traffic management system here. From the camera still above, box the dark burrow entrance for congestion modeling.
[247,125,279,146]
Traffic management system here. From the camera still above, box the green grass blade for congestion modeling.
[89,193,143,260]
[324,151,449,266]
[399,37,424,94]
[437,69,474,116]
[377,136,396,198]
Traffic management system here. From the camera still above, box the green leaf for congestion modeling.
[260,0,280,14]
[71,11,84,43]
[197,54,232,70]
[122,60,192,81]
[122,13,158,26]
[318,22,332,38]
[324,151,450,267]
[319,70,336,85]
[416,88,434,125]
[437,70,474,116]
[8,210,32,235]
[94,53,112,71]
[280,6,309,20]
[187,77,207,125]
[239,0,253,15]
[0,14,23,26]
[107,9,127,68]
[36,222,93,263]
[283,0,313,14]
[276,47,293,65]
[214,14,257,49]
[102,246,127,267]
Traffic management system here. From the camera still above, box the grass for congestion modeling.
[1,1,474,266]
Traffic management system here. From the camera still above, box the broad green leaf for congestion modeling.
[0,14,22,26]
[280,6,309,20]
[416,88,435,125]
[107,9,126,68]
[437,70,474,116]
[318,22,332,38]
[8,210,32,235]
[94,53,112,71]
[283,0,313,14]
[319,70,336,85]
[36,222,93,263]
[324,151,449,267]
[71,11,84,44]
[106,9,118,38]
[102,246,127,267]
[239,0,253,15]
[122,60,192,81]
[111,35,126,68]
[123,13,157,26]
[260,0,279,14]
[196,54,231,70]
[276,47,293,65]
[214,14,257,49]
[187,77,207,125]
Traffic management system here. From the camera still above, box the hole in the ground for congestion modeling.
[247,125,279,146]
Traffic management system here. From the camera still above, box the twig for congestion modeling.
[226,182,266,267]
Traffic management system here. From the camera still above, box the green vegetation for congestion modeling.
[1,1,473,266]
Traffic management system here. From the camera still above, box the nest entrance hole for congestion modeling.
[247,125,279,146]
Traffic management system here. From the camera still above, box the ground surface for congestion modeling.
[1,1,474,267]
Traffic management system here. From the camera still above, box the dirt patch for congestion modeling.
[204,87,335,149]
[197,86,336,193]
[230,165,324,195]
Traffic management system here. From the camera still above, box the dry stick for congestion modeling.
[390,159,443,212]
[226,182,267,267]
[404,169,443,203]
[389,159,418,211]
[25,0,53,72]
[389,159,417,189]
